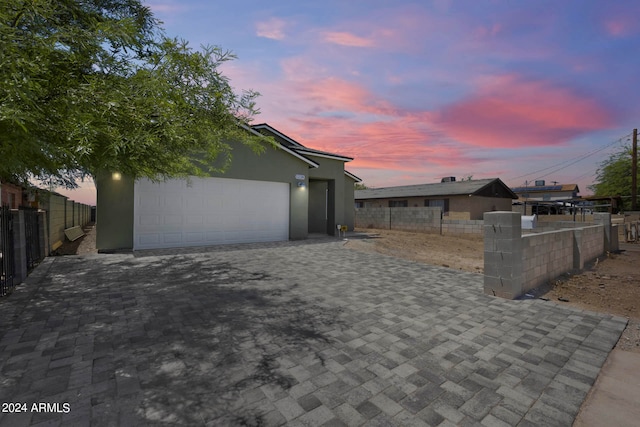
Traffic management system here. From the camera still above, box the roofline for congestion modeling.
[241,124,319,168]
[252,123,353,161]
[296,149,354,162]
[476,178,519,199]
[251,123,304,147]
[344,170,362,183]
[354,178,517,199]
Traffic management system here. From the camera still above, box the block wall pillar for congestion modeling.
[593,213,612,253]
[11,210,27,284]
[483,211,523,299]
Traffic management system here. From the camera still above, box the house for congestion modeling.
[96,124,361,251]
[511,181,580,215]
[511,181,579,202]
[0,181,27,208]
[355,178,517,220]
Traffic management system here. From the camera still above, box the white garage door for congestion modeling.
[133,177,289,250]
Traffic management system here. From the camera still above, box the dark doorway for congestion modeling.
[308,180,336,235]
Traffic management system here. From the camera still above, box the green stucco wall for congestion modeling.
[96,171,135,251]
[343,176,356,230]
[308,156,349,235]
[96,140,313,251]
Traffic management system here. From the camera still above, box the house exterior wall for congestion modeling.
[468,196,512,220]
[308,157,349,235]
[343,177,356,230]
[96,140,313,251]
[308,180,328,233]
[1,182,24,208]
[96,172,135,251]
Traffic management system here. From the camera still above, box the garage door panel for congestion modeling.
[134,177,289,250]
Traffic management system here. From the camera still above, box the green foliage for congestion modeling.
[0,0,265,188]
[354,183,368,190]
[589,145,639,210]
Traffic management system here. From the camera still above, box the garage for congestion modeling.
[133,177,289,250]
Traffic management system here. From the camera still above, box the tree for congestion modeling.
[0,0,265,188]
[354,183,368,190]
[589,145,638,210]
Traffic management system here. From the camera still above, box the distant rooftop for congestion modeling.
[356,178,517,199]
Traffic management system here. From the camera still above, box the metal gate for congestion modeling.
[20,207,42,270]
[1,206,15,297]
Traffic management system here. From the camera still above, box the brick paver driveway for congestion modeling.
[0,240,626,426]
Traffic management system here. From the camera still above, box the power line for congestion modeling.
[507,131,633,183]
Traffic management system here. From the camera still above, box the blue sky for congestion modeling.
[61,0,640,204]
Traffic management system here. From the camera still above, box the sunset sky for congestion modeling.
[60,0,640,204]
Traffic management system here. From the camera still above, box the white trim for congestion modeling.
[241,124,319,168]
[251,124,304,147]
[297,150,353,162]
[344,170,362,182]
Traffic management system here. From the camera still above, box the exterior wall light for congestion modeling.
[112,172,122,181]
[297,181,306,188]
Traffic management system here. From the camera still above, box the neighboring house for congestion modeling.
[0,181,26,208]
[96,123,361,251]
[511,181,580,215]
[511,181,579,202]
[355,178,517,220]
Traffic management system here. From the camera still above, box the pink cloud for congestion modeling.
[603,17,636,37]
[286,115,473,172]
[322,31,375,47]
[256,17,287,40]
[436,74,613,148]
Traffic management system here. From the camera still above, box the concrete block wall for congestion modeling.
[521,229,574,294]
[48,194,67,251]
[578,225,606,268]
[390,207,441,232]
[74,202,80,227]
[355,207,390,229]
[484,211,613,299]
[442,219,483,235]
[483,212,523,299]
[65,199,74,228]
[356,207,485,235]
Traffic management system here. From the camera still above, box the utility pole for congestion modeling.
[633,128,638,211]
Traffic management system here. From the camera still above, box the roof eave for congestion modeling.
[297,150,354,162]
[242,124,319,168]
[345,170,362,183]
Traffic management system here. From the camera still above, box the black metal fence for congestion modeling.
[20,207,42,270]
[1,205,15,297]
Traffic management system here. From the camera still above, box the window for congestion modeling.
[426,198,449,214]
[355,201,364,208]
[389,200,408,207]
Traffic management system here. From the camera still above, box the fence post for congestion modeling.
[12,210,27,284]
[38,210,48,258]
[593,213,612,253]
[483,211,523,299]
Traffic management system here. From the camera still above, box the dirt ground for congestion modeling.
[53,222,98,256]
[346,228,640,353]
